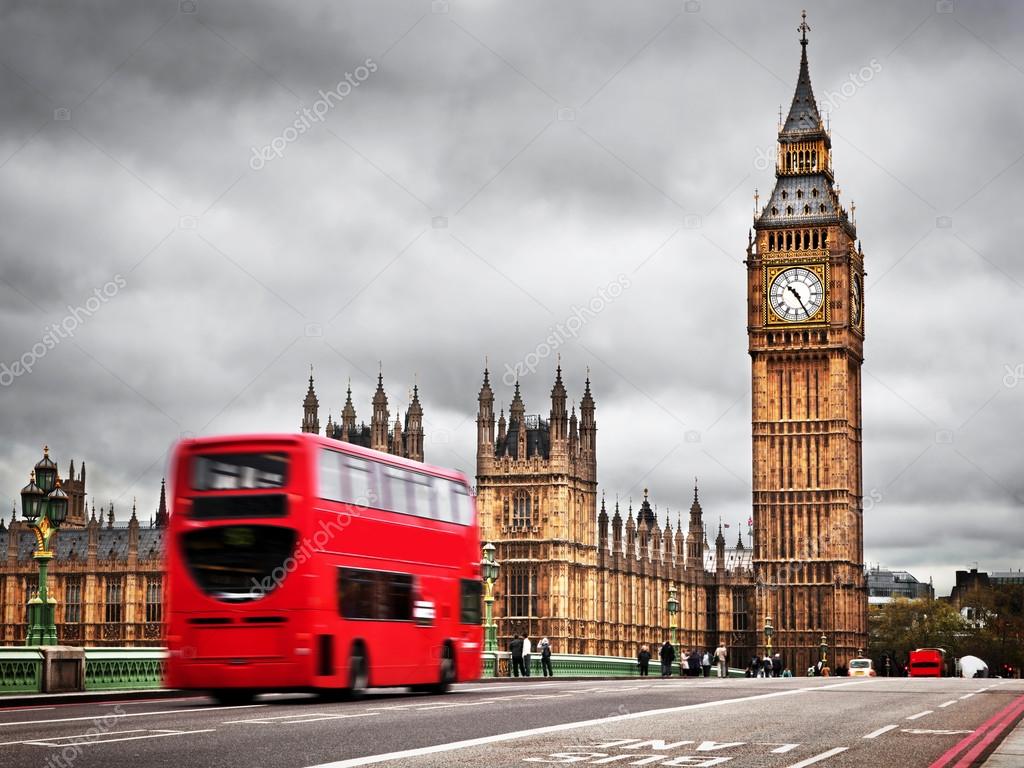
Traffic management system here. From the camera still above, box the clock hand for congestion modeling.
[786,285,811,318]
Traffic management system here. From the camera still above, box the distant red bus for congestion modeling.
[908,648,948,678]
[165,433,483,704]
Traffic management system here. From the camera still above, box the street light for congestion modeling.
[764,615,774,659]
[819,633,829,667]
[667,584,679,659]
[19,446,69,646]
[481,542,501,654]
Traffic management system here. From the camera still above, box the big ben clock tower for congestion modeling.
[748,12,867,672]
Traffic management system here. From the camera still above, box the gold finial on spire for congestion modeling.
[43,445,49,457]
[799,9,810,44]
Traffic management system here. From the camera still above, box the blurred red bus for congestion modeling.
[165,433,483,704]
[908,648,948,678]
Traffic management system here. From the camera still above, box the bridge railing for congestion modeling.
[0,647,166,695]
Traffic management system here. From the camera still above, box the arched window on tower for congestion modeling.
[811,149,817,170]
[513,490,531,528]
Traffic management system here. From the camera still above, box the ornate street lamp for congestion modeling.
[667,584,679,658]
[481,542,501,654]
[20,446,69,646]
[819,633,829,667]
[764,614,774,659]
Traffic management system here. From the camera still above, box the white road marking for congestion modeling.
[784,747,849,767]
[225,712,377,725]
[907,710,933,720]
[768,743,801,753]
[303,679,875,768]
[959,693,975,700]
[939,700,958,708]
[902,729,974,735]
[25,729,215,747]
[0,703,265,728]
[0,729,144,747]
[863,724,899,739]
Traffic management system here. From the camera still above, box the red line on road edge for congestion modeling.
[927,694,1024,768]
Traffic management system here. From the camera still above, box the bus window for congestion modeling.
[344,456,378,509]
[192,453,287,490]
[460,579,482,624]
[182,525,297,601]
[338,568,376,619]
[318,450,344,501]
[381,572,413,620]
[408,472,434,519]
[450,483,473,526]
[382,466,411,512]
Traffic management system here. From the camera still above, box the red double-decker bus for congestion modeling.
[165,433,483,704]
[908,647,948,678]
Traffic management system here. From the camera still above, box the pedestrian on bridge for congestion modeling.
[701,650,712,678]
[522,635,532,677]
[714,642,728,678]
[540,637,553,677]
[638,645,652,676]
[659,641,675,677]
[510,635,526,677]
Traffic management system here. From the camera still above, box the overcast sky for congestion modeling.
[1,0,1022,595]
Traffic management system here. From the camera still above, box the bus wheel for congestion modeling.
[210,689,254,706]
[347,644,368,700]
[431,643,455,695]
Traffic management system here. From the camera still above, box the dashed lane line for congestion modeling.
[0,703,265,728]
[939,701,958,708]
[24,728,216,747]
[959,693,975,700]
[864,724,899,739]
[784,747,849,768]
[908,710,934,721]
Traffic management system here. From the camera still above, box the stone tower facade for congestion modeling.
[748,13,868,671]
[476,367,755,659]
[301,370,425,462]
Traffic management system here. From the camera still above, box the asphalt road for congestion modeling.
[1,676,1021,768]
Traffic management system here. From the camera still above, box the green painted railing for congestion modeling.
[84,647,166,691]
[0,648,43,693]
[481,652,746,678]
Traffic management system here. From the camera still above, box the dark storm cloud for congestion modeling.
[1,0,1022,594]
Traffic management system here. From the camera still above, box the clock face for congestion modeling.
[851,273,862,327]
[769,267,824,322]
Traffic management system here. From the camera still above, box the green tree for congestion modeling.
[869,598,968,665]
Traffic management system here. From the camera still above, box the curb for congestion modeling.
[0,689,192,709]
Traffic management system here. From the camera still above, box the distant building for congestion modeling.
[301,370,424,462]
[989,570,1024,587]
[0,476,167,646]
[865,565,934,605]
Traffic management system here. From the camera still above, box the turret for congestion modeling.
[549,363,568,445]
[340,379,357,442]
[370,370,389,452]
[611,499,623,553]
[686,481,704,569]
[301,371,320,434]
[510,382,526,459]
[715,521,726,573]
[406,384,424,462]
[155,478,168,527]
[579,374,596,476]
[477,366,495,464]
[597,493,609,552]
[390,413,404,456]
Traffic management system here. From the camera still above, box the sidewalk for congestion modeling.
[982,716,1024,767]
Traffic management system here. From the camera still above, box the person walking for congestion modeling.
[522,635,532,677]
[659,641,675,677]
[690,649,703,678]
[772,653,783,678]
[701,650,712,678]
[637,645,652,677]
[679,650,689,677]
[714,642,728,678]
[510,634,525,677]
[761,655,773,678]
[540,637,553,677]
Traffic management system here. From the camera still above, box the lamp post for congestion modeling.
[764,614,774,659]
[481,542,501,653]
[819,633,829,667]
[20,447,69,646]
[667,584,679,659]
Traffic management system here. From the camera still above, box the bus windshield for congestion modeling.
[192,452,288,490]
[182,524,297,602]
